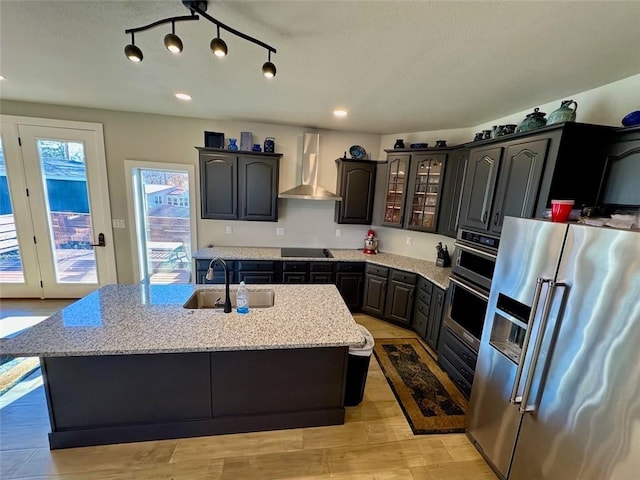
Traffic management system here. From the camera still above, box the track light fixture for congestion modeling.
[124,0,277,77]
[164,21,183,54]
[210,25,227,57]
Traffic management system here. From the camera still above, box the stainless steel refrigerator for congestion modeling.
[467,216,640,480]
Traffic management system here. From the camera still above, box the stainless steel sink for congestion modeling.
[183,289,275,309]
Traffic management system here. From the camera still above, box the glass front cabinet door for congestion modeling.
[406,152,445,232]
[382,153,410,227]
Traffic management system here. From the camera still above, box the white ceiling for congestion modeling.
[1,0,639,134]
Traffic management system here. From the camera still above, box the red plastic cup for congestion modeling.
[551,199,574,222]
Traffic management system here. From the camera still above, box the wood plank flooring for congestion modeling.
[0,300,497,479]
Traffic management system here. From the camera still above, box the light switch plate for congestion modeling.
[225,226,233,234]
[112,219,126,229]
[276,227,285,236]
[335,229,342,237]
[406,236,413,245]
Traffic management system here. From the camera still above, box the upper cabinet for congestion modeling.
[334,159,377,224]
[458,123,614,234]
[197,148,281,222]
[437,147,468,238]
[381,152,411,228]
[405,152,446,232]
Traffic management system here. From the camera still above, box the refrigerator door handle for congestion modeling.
[519,281,566,413]
[509,277,548,404]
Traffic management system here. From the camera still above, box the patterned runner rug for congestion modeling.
[0,357,40,396]
[373,337,468,434]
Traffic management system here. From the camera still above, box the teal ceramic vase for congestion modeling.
[516,108,547,133]
[547,100,578,125]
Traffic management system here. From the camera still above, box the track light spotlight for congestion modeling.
[124,33,143,62]
[124,0,277,76]
[210,26,227,57]
[164,21,183,53]
[262,51,276,78]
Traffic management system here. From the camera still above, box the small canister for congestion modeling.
[263,137,275,153]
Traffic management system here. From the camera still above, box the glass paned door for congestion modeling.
[4,121,116,298]
[0,138,25,283]
[408,154,444,231]
[127,161,195,285]
[383,154,409,227]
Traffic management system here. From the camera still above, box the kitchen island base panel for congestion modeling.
[41,347,348,449]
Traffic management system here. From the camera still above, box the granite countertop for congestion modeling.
[193,247,452,289]
[0,284,365,358]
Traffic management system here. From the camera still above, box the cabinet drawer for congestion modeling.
[336,262,365,273]
[415,288,432,306]
[282,272,307,283]
[237,272,275,284]
[282,261,308,272]
[196,271,236,285]
[438,352,472,399]
[412,308,428,338]
[417,276,433,294]
[442,328,478,370]
[238,261,275,271]
[391,270,417,285]
[440,342,475,385]
[414,298,431,318]
[309,272,334,283]
[310,262,333,272]
[196,259,235,271]
[366,264,389,278]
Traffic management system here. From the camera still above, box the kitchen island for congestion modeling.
[0,284,365,449]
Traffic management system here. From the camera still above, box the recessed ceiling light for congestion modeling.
[0,75,5,80]
[175,92,192,101]
[333,109,348,117]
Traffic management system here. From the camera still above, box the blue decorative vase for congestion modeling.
[228,138,238,151]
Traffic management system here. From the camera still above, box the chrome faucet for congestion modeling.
[205,258,232,313]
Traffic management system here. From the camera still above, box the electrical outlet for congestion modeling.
[335,229,342,237]
[225,226,233,234]
[406,236,413,245]
[276,227,285,236]
[111,219,126,229]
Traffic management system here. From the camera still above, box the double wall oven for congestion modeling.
[445,229,499,352]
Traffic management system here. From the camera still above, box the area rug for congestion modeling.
[0,357,41,396]
[373,338,468,434]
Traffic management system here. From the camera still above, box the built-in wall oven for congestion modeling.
[445,229,500,352]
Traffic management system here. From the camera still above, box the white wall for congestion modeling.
[0,100,381,283]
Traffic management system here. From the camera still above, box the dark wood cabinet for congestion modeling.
[380,152,411,227]
[335,262,365,311]
[237,261,276,284]
[383,269,417,324]
[437,147,468,238]
[405,152,446,232]
[334,159,377,224]
[599,125,640,210]
[458,123,614,234]
[309,262,335,284]
[438,325,478,399]
[426,286,445,351]
[197,148,281,221]
[362,264,389,317]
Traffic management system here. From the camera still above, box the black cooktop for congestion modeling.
[280,248,333,258]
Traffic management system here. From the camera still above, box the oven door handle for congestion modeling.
[454,242,498,261]
[509,277,548,405]
[449,276,489,301]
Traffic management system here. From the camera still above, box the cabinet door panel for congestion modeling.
[438,148,468,238]
[362,275,387,317]
[459,147,502,231]
[406,153,446,232]
[200,154,237,219]
[426,287,445,351]
[490,139,549,234]
[238,272,275,284]
[238,157,278,221]
[335,161,377,224]
[381,154,410,228]
[335,272,363,311]
[384,281,415,324]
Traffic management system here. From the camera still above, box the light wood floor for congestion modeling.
[0,300,497,480]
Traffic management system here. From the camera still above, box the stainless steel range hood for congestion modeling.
[278,133,342,201]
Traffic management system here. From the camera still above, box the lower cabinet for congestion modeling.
[362,264,389,317]
[334,262,365,311]
[282,261,308,284]
[384,269,417,324]
[195,259,236,284]
[426,287,445,351]
[237,261,276,284]
[438,325,477,399]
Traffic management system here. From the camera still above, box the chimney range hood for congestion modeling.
[278,133,342,201]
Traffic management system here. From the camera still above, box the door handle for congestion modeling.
[90,232,106,247]
[493,211,500,226]
[519,281,566,413]
[482,211,488,223]
[510,277,547,404]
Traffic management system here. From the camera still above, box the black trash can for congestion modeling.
[344,325,375,407]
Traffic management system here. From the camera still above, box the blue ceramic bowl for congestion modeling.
[622,110,640,127]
